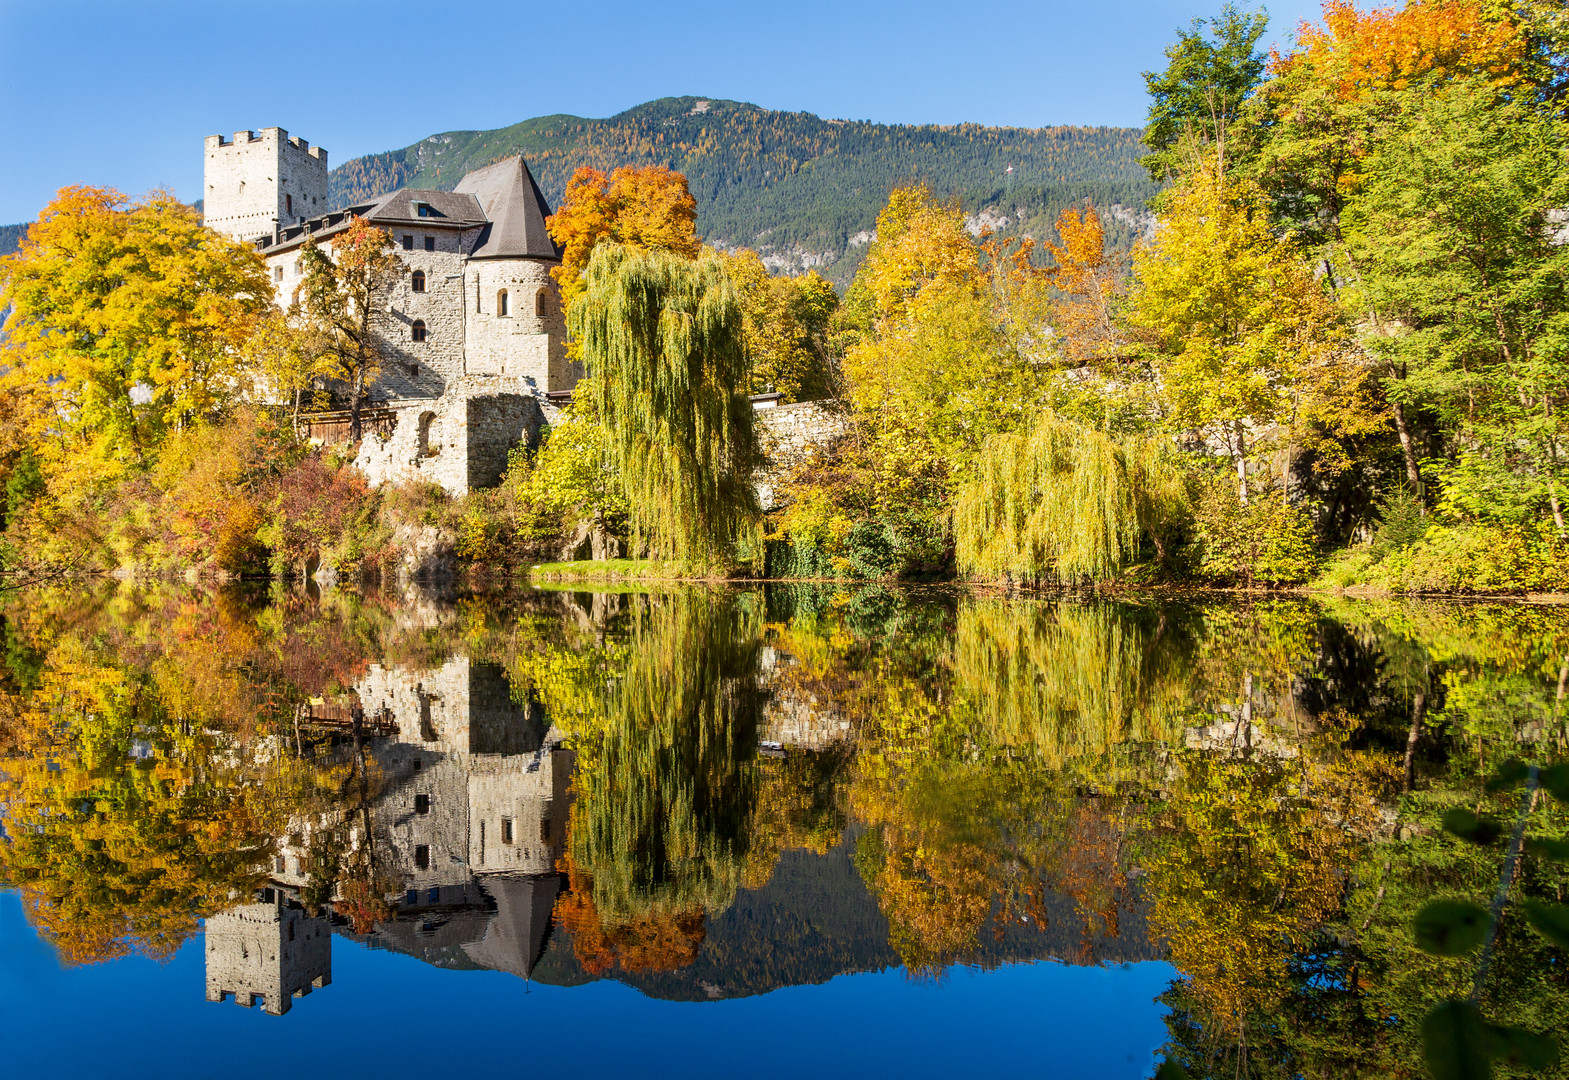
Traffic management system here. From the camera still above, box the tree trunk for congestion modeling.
[349,359,365,444]
[1391,400,1423,506]
[1235,423,1250,506]
[1402,691,1426,794]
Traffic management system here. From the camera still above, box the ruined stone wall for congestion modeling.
[203,128,327,243]
[204,896,331,1016]
[754,400,851,510]
[351,381,545,495]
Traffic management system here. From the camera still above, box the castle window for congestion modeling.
[411,319,427,343]
[273,266,283,283]
[414,794,430,815]
[405,890,418,906]
[424,235,436,252]
[411,269,426,293]
[289,921,295,942]
[414,845,430,870]
[428,887,440,904]
[497,290,509,317]
[536,288,548,317]
[416,203,433,217]
[501,818,513,845]
[401,234,414,251]
[285,194,292,214]
[417,411,437,457]
[407,363,419,379]
[540,817,551,842]
[294,259,303,276]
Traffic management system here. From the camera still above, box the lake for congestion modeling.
[0,583,1564,1078]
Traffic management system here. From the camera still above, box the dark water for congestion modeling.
[1,584,1565,1078]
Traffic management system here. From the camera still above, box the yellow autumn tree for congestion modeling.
[713,248,839,402]
[1127,156,1355,502]
[0,187,271,494]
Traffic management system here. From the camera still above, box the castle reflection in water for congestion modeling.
[202,631,1158,1016]
[206,656,573,1014]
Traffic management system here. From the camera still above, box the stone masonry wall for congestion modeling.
[204,896,331,1016]
[463,259,573,390]
[754,400,851,510]
[351,381,545,495]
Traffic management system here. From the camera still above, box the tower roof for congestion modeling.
[454,157,562,261]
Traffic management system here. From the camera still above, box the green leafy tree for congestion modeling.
[1141,4,1269,183]
[1342,77,1569,534]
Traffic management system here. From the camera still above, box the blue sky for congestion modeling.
[0,0,1327,224]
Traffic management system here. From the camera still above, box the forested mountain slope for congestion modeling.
[0,223,27,256]
[329,97,1158,282]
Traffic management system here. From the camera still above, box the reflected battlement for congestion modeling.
[205,891,331,1016]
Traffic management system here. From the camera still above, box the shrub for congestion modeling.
[1194,477,1320,586]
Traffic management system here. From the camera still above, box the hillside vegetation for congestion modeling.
[329,96,1157,282]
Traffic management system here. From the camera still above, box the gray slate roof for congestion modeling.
[455,157,561,261]
[363,188,487,226]
[254,155,558,260]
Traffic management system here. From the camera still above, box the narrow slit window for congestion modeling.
[285,194,292,214]
[411,319,427,343]
[497,290,509,317]
[411,269,425,293]
[500,818,513,845]
[536,288,548,317]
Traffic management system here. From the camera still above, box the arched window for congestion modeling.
[536,288,548,317]
[417,411,436,456]
[497,289,509,317]
[411,269,425,293]
[411,319,427,343]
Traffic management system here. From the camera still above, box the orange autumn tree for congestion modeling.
[545,165,700,314]
[1042,203,1126,370]
[1282,0,1529,97]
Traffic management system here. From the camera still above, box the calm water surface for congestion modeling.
[0,585,1564,1078]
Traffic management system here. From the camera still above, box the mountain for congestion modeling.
[0,222,26,257]
[329,96,1158,284]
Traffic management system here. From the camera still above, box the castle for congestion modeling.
[203,127,576,494]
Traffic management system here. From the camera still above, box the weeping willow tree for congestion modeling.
[950,598,1198,771]
[952,412,1189,585]
[562,590,763,924]
[570,245,761,567]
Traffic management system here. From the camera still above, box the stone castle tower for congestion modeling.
[203,127,328,242]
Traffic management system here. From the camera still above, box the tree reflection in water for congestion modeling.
[0,583,1565,1077]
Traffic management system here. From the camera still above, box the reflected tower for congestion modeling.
[205,891,332,1016]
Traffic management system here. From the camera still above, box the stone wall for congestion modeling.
[754,400,851,510]
[204,894,332,1016]
[351,382,545,495]
[203,127,327,243]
